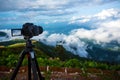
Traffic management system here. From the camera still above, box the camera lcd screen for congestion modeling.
[11,29,22,36]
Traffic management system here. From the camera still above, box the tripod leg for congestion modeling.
[10,50,26,80]
[34,53,45,80]
[29,51,38,80]
[27,53,31,80]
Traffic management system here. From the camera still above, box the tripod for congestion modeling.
[10,37,45,80]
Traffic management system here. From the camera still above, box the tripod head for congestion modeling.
[24,37,35,52]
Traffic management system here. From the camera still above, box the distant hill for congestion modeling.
[86,45,120,64]
[0,31,7,37]
[0,31,9,42]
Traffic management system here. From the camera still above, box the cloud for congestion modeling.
[70,19,120,43]
[0,0,119,25]
[0,0,118,12]
[69,8,120,43]
[69,8,120,27]
[95,8,120,20]
[0,0,68,11]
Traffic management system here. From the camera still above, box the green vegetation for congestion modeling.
[0,39,120,71]
[0,39,120,80]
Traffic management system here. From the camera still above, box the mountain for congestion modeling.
[86,44,120,64]
[81,39,120,64]
[52,37,120,64]
[0,39,120,64]
[0,31,7,37]
[0,39,82,61]
[0,31,9,42]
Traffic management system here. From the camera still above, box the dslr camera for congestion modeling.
[11,23,43,38]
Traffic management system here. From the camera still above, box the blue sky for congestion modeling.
[0,0,120,29]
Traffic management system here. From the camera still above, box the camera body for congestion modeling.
[21,23,43,38]
[11,23,43,38]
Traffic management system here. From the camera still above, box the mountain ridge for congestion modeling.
[0,39,120,64]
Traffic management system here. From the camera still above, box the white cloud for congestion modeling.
[0,0,70,11]
[69,8,120,27]
[69,16,91,24]
[0,0,118,12]
[44,33,66,45]
[0,0,119,25]
[70,19,120,43]
[95,8,120,20]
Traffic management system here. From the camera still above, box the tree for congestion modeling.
[64,59,81,68]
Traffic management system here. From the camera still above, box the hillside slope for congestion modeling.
[0,39,120,64]
[0,39,82,61]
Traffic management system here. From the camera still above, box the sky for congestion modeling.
[0,0,120,28]
[0,0,120,57]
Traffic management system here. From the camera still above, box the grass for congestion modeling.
[7,43,25,48]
